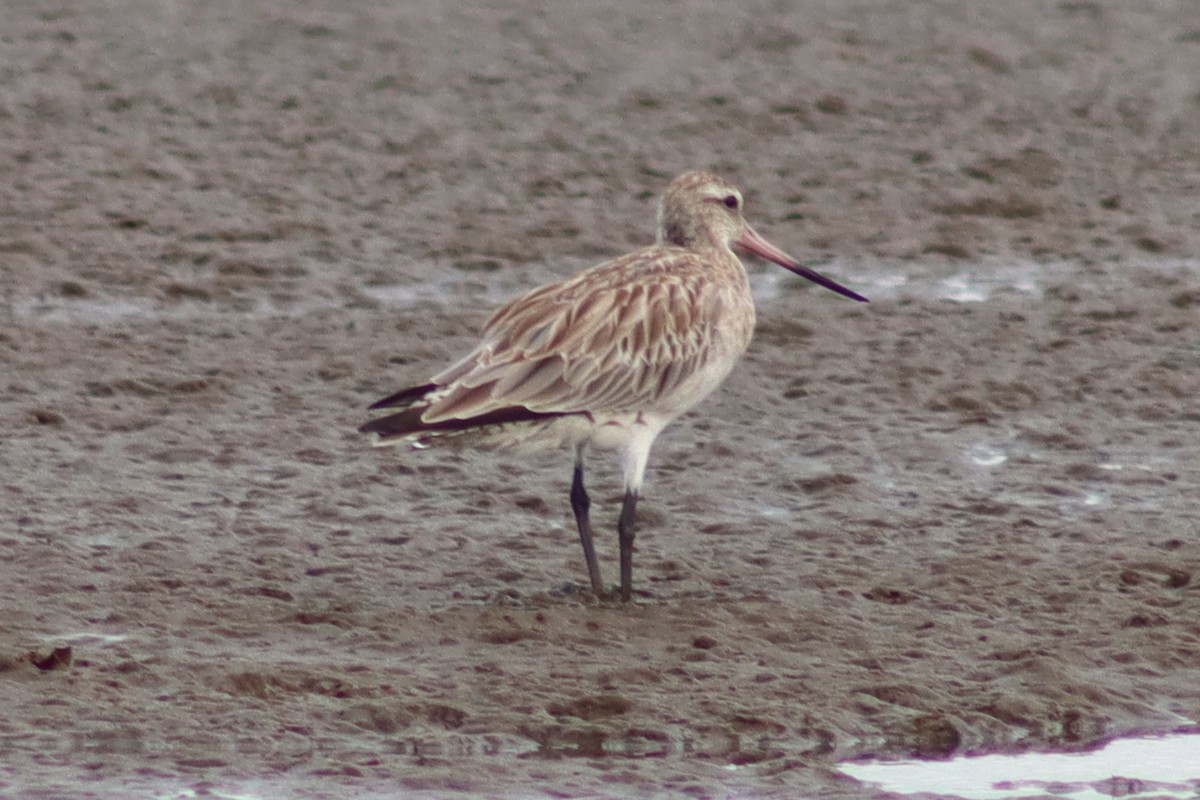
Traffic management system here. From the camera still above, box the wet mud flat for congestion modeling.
[3,1,1200,798]
[4,260,1199,799]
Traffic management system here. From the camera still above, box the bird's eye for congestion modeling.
[723,195,739,209]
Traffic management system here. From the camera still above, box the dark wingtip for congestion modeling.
[367,382,438,411]
[358,407,422,437]
[357,418,390,435]
[360,405,581,441]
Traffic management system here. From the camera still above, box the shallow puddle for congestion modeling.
[840,729,1200,799]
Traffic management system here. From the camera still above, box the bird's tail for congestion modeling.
[358,382,439,447]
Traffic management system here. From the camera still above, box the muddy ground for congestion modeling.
[2,1,1199,798]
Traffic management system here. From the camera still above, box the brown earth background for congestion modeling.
[2,1,1200,798]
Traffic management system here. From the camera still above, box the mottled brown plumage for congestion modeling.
[360,170,867,601]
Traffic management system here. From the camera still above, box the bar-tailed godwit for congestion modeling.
[360,170,867,602]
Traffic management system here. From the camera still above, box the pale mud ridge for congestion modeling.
[2,1,1200,799]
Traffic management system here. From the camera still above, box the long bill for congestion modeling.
[736,224,869,303]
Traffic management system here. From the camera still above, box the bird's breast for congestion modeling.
[705,270,757,354]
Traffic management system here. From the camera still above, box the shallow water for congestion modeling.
[841,730,1200,800]
[20,731,1198,800]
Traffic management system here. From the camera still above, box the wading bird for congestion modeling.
[359,171,867,601]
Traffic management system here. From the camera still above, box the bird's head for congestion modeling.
[657,170,868,303]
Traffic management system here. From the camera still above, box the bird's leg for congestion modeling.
[570,459,605,597]
[617,489,639,602]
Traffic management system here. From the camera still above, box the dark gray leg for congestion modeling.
[570,459,605,596]
[617,489,638,602]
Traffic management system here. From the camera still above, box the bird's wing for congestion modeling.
[421,251,719,423]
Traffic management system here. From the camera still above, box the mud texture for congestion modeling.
[2,1,1199,798]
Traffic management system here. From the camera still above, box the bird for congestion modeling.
[359,170,867,602]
